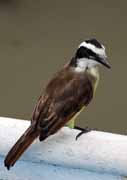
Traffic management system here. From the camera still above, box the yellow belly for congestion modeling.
[66,107,85,128]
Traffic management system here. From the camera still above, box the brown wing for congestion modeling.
[31,67,93,141]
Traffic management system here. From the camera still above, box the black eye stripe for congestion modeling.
[85,48,96,57]
[75,46,97,59]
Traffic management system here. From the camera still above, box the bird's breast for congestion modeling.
[87,66,100,95]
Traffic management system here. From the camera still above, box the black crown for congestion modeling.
[85,38,102,48]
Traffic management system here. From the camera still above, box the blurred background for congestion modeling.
[0,0,126,134]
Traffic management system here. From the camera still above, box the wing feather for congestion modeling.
[31,68,93,140]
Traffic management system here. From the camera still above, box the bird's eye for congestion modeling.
[86,49,96,57]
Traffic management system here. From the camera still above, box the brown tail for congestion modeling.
[4,125,40,170]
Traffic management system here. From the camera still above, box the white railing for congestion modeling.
[0,117,127,180]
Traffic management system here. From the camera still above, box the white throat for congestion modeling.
[75,58,99,72]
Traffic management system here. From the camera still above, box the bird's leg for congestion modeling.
[74,126,97,140]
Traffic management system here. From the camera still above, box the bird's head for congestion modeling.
[72,38,111,71]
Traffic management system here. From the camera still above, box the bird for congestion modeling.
[4,38,111,170]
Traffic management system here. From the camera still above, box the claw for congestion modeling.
[75,126,96,140]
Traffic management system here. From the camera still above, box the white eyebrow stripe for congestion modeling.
[79,41,105,56]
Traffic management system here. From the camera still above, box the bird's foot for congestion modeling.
[74,126,97,140]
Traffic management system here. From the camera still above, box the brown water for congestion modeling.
[0,0,126,134]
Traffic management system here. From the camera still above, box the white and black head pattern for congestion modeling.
[71,38,110,72]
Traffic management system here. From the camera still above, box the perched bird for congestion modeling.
[4,38,111,170]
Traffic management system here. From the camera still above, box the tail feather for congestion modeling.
[4,125,39,170]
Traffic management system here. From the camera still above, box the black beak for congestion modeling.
[96,56,111,69]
